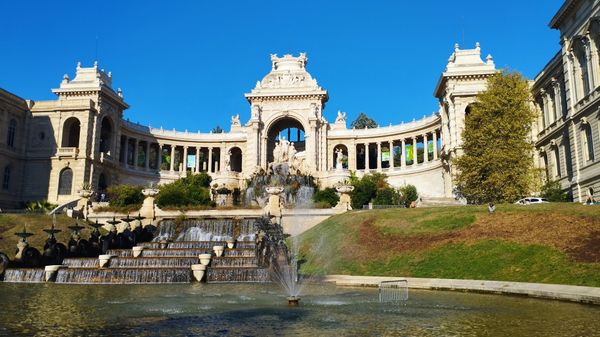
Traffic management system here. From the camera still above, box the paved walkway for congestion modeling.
[324,275,600,305]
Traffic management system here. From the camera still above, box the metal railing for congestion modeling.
[379,279,409,303]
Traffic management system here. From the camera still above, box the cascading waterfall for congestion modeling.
[55,268,192,284]
[62,258,99,268]
[3,269,45,283]
[108,257,199,268]
[3,217,269,284]
[244,168,316,208]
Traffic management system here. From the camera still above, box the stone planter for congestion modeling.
[44,265,63,282]
[78,189,94,198]
[132,246,144,258]
[98,254,114,268]
[226,239,235,249]
[199,253,212,266]
[141,188,159,198]
[191,264,207,282]
[213,245,224,257]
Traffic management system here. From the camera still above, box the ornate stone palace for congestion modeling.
[0,0,599,208]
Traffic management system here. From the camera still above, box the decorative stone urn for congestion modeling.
[140,188,160,221]
[15,240,29,260]
[98,254,114,268]
[335,184,355,211]
[265,186,285,221]
[44,265,63,282]
[226,238,236,249]
[199,253,212,266]
[76,189,94,218]
[78,189,94,198]
[191,264,207,282]
[132,246,144,258]
[213,245,224,257]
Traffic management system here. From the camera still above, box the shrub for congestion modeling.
[25,200,57,212]
[350,173,389,209]
[156,173,214,208]
[540,180,568,202]
[398,184,418,207]
[108,185,144,207]
[373,187,400,205]
[313,187,340,207]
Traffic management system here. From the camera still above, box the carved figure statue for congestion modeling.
[224,150,232,172]
[231,114,240,126]
[251,105,261,119]
[335,148,344,170]
[288,142,297,165]
[335,110,347,124]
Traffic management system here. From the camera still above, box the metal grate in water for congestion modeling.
[378,279,408,302]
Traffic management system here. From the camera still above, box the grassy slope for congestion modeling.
[297,203,600,287]
[0,214,92,259]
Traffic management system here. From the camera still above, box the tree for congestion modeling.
[313,187,340,207]
[349,172,388,208]
[350,112,377,129]
[211,126,224,134]
[540,179,568,202]
[454,71,537,204]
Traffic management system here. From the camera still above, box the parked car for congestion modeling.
[515,197,549,205]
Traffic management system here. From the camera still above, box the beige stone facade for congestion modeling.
[0,46,499,208]
[11,0,600,208]
[533,0,600,202]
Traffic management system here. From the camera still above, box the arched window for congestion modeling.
[2,166,10,190]
[99,117,113,154]
[553,147,561,178]
[6,119,16,148]
[582,123,595,162]
[229,147,243,172]
[62,117,81,148]
[58,168,73,195]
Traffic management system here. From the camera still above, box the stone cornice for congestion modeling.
[244,92,328,103]
[549,0,579,29]
[328,114,441,140]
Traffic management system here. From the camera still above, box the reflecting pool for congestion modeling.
[0,283,599,336]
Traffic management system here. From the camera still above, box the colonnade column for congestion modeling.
[183,146,188,173]
[376,142,382,171]
[424,134,429,163]
[401,139,406,167]
[170,145,175,172]
[389,140,395,169]
[121,135,128,165]
[195,147,201,173]
[412,137,417,165]
[158,144,163,171]
[433,131,438,160]
[144,142,150,170]
[208,147,213,173]
[364,143,370,171]
[133,139,139,168]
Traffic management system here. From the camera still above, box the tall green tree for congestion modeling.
[454,71,537,204]
[350,112,377,129]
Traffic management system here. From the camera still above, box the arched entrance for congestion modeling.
[266,117,305,163]
[99,117,113,154]
[62,117,81,148]
[229,147,242,172]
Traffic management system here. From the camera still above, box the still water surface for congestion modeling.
[0,283,598,336]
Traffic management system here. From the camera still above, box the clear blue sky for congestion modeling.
[1,1,563,132]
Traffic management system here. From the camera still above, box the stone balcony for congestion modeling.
[99,151,115,164]
[56,147,79,159]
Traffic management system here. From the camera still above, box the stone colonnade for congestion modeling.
[117,134,236,174]
[331,128,441,171]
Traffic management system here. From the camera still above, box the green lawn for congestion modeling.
[0,213,91,259]
[296,203,600,287]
